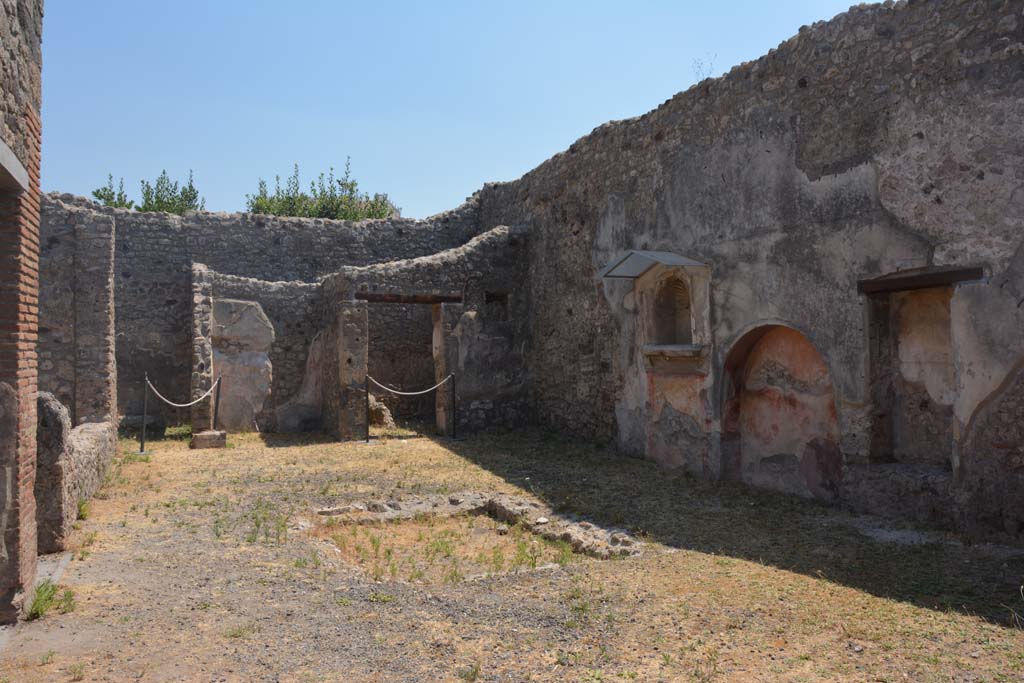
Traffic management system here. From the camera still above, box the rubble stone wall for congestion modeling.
[39,202,118,425]
[35,393,117,554]
[206,270,321,430]
[41,192,483,422]
[469,0,1024,540]
[323,224,531,433]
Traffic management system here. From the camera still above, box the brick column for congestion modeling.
[0,108,41,623]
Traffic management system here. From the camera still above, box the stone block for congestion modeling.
[189,430,227,449]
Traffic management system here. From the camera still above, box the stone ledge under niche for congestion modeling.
[642,344,709,373]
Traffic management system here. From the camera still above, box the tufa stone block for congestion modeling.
[189,430,227,449]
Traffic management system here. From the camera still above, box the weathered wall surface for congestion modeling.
[35,393,117,554]
[730,327,841,502]
[367,303,435,418]
[0,0,42,172]
[41,192,484,422]
[434,305,531,434]
[206,271,321,431]
[325,224,531,433]
[321,302,368,440]
[39,202,118,425]
[211,299,275,432]
[468,0,1024,540]
[474,0,1023,443]
[0,0,43,622]
[890,287,955,466]
[37,1,1024,542]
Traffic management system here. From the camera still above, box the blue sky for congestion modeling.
[42,1,854,218]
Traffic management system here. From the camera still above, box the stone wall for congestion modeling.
[469,0,1024,540]
[367,303,435,418]
[211,298,275,432]
[41,191,484,422]
[36,0,1024,544]
[35,393,117,554]
[206,270,322,431]
[323,224,531,434]
[189,264,214,431]
[39,202,118,425]
[433,305,531,434]
[0,0,43,623]
[0,0,42,173]
[321,302,368,440]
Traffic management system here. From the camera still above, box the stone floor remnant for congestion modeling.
[316,491,642,560]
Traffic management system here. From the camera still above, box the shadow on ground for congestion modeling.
[431,429,1024,628]
[256,417,437,447]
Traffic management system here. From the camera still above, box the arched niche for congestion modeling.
[651,276,693,346]
[721,324,841,502]
[599,250,711,374]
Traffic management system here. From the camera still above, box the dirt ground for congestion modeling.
[1,428,1022,682]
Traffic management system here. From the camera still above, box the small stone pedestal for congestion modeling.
[190,430,227,449]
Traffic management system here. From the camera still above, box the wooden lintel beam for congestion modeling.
[857,266,984,295]
[355,292,463,304]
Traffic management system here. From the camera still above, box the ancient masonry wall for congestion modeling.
[206,270,321,431]
[35,393,117,554]
[35,152,120,564]
[0,0,43,623]
[40,192,484,423]
[470,0,1024,540]
[323,224,531,433]
[38,202,118,425]
[367,303,435,418]
[320,302,368,440]
[0,0,42,171]
[188,224,531,435]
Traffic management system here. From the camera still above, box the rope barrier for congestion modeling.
[146,377,221,408]
[367,374,452,397]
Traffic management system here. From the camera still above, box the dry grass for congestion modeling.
[312,513,578,584]
[0,428,1021,682]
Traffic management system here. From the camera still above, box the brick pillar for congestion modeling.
[0,108,41,623]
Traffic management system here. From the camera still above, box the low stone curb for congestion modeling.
[316,491,642,559]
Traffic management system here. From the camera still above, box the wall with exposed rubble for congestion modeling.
[39,0,1024,543]
[39,200,118,425]
[322,224,531,433]
[35,393,117,554]
[40,192,483,423]
[469,0,1024,541]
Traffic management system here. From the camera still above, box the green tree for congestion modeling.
[138,170,205,214]
[246,159,398,220]
[91,174,135,209]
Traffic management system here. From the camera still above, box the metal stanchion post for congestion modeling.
[212,376,222,430]
[139,373,148,454]
[365,375,371,443]
[451,374,457,440]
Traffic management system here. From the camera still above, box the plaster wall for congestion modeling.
[467,0,1024,539]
